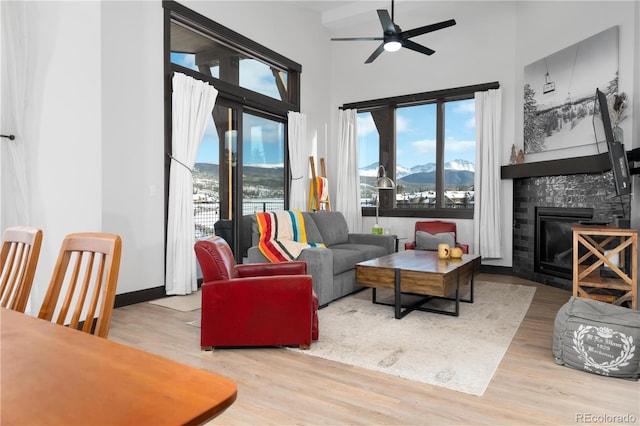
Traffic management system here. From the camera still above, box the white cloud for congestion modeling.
[445,140,476,153]
[357,113,376,137]
[453,99,475,114]
[411,139,436,154]
[396,115,409,133]
[465,117,476,128]
[239,60,280,99]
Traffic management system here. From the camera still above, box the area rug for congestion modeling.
[291,281,536,396]
[148,290,201,312]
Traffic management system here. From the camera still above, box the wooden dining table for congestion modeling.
[0,308,237,425]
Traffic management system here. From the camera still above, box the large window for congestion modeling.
[348,82,498,219]
[164,1,301,262]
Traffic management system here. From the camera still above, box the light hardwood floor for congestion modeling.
[108,274,640,425]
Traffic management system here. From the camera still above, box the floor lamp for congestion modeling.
[373,164,395,234]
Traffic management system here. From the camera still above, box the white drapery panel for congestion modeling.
[473,88,503,259]
[166,73,218,295]
[335,109,362,232]
[0,1,31,229]
[287,111,308,211]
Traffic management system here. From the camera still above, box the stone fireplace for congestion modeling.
[505,154,631,291]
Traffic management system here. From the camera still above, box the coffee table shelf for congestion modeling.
[356,250,481,318]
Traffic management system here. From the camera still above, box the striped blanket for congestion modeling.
[256,210,325,262]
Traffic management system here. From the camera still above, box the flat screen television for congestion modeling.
[593,88,632,196]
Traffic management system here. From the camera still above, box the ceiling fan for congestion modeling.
[331,0,456,64]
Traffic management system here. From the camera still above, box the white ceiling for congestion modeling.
[290,0,459,34]
[291,1,405,30]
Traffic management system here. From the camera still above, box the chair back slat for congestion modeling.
[0,244,23,306]
[56,252,83,326]
[81,253,106,334]
[0,227,43,312]
[39,233,122,338]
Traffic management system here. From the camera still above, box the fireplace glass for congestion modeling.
[535,207,593,279]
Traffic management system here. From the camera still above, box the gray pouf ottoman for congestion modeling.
[553,296,640,380]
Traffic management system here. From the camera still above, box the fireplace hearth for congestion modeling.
[534,207,593,280]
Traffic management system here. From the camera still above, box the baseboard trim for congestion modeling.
[479,265,513,275]
[114,286,166,308]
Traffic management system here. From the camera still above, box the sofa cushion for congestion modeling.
[415,231,455,251]
[328,248,364,275]
[332,243,388,261]
[300,212,324,244]
[310,212,349,246]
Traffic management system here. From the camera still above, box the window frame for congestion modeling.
[163,0,301,262]
[345,81,499,220]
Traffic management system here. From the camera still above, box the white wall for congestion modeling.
[329,1,638,267]
[101,1,165,295]
[329,1,517,265]
[26,1,103,313]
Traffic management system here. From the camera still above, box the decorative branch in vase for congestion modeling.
[609,92,627,143]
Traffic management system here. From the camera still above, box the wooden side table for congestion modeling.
[572,224,638,309]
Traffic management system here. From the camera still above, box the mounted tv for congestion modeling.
[593,88,632,196]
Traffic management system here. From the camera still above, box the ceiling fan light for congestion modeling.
[384,40,402,52]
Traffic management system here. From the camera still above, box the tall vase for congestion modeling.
[613,125,623,144]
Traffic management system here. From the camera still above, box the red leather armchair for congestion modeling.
[404,220,469,254]
[194,236,319,350]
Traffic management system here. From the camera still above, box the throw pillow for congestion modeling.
[415,231,455,251]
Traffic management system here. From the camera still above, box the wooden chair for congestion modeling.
[38,233,122,338]
[0,226,43,312]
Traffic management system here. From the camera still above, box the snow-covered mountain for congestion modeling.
[360,160,475,179]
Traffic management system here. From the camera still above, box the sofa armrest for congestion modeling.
[236,261,307,278]
[347,233,396,254]
[247,245,334,307]
[405,241,416,250]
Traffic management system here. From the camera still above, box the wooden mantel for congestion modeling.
[501,153,610,179]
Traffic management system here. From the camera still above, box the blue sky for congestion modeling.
[358,99,476,169]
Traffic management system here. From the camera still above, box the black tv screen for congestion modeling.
[594,88,631,196]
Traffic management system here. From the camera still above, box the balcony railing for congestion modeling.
[194,199,285,239]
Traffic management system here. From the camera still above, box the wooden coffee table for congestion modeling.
[356,250,481,318]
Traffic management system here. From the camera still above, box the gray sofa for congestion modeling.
[247,211,396,307]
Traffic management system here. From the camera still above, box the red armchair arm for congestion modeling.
[201,274,315,349]
[405,241,416,250]
[235,261,307,278]
[457,243,469,254]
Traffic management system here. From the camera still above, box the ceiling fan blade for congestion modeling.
[331,37,383,41]
[399,19,456,40]
[377,9,396,34]
[365,43,386,64]
[402,39,435,56]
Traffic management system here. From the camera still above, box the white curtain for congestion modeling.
[288,111,308,211]
[166,73,218,295]
[0,1,31,229]
[473,88,503,259]
[336,109,362,232]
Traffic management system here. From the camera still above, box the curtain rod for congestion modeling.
[1,134,15,140]
[340,81,500,110]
